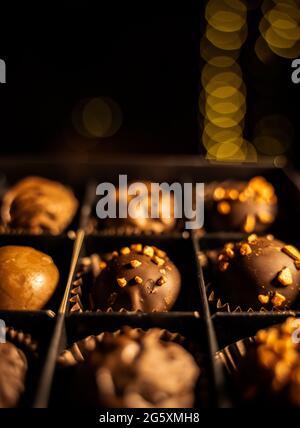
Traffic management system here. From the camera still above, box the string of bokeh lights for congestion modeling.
[200,0,300,163]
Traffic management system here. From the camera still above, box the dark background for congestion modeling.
[0,3,299,162]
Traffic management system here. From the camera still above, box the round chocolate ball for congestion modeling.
[0,246,59,310]
[1,176,78,235]
[73,328,200,408]
[216,236,300,310]
[235,318,300,407]
[0,342,27,408]
[100,182,176,234]
[90,244,181,311]
[205,176,277,233]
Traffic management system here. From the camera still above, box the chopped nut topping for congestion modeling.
[117,277,127,288]
[224,247,235,258]
[112,251,119,258]
[160,268,166,275]
[243,214,256,233]
[143,246,155,257]
[213,187,226,201]
[225,242,234,250]
[120,247,131,255]
[282,245,300,261]
[258,212,274,224]
[228,189,239,200]
[258,294,270,305]
[157,276,167,286]
[218,254,227,262]
[152,256,165,266]
[277,267,293,286]
[131,244,143,252]
[248,234,258,243]
[154,248,166,258]
[134,276,143,285]
[217,201,231,215]
[271,292,286,307]
[219,261,229,272]
[239,192,248,202]
[240,243,252,256]
[266,234,274,241]
[130,259,142,268]
[99,261,107,270]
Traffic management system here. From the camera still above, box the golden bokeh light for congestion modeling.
[206,23,248,50]
[255,35,277,64]
[200,37,240,67]
[72,97,123,139]
[206,0,247,32]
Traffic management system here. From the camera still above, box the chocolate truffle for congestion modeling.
[90,244,181,311]
[1,176,78,235]
[70,328,200,408]
[216,235,300,310]
[0,245,59,310]
[205,176,277,233]
[0,342,28,408]
[236,318,300,406]
[99,182,176,233]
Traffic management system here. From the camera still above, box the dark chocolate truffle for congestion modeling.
[0,342,28,408]
[69,328,200,408]
[216,235,300,310]
[1,176,78,235]
[90,244,181,311]
[0,245,59,310]
[235,318,300,406]
[99,182,176,233]
[205,176,277,233]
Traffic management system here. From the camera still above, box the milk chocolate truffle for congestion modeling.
[1,176,78,235]
[0,246,59,310]
[0,342,28,408]
[90,244,181,311]
[100,182,176,233]
[72,328,200,408]
[216,236,300,310]
[236,318,300,406]
[205,176,277,233]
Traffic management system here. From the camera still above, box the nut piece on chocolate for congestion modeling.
[205,176,277,233]
[216,236,300,311]
[236,318,300,407]
[0,246,59,310]
[1,176,78,235]
[0,342,28,408]
[90,244,181,312]
[74,328,200,408]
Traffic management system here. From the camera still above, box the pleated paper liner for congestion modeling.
[85,216,187,237]
[215,337,255,376]
[69,253,180,314]
[1,326,40,408]
[206,282,296,313]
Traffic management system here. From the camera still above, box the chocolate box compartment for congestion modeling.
[211,313,300,407]
[0,311,57,408]
[197,233,300,315]
[66,234,203,313]
[0,162,87,235]
[49,312,215,408]
[0,234,75,314]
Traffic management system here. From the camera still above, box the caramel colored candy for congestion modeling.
[0,246,59,310]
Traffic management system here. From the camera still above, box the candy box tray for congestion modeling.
[0,157,299,408]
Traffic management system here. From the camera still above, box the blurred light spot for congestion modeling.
[274,155,288,168]
[255,35,276,63]
[72,97,122,139]
[206,24,248,50]
[200,37,239,67]
[206,0,247,32]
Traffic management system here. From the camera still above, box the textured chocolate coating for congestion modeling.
[0,342,28,408]
[1,176,78,235]
[91,244,181,312]
[205,177,277,233]
[216,236,300,311]
[74,328,200,408]
[100,182,176,233]
[236,318,300,406]
[0,246,59,310]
